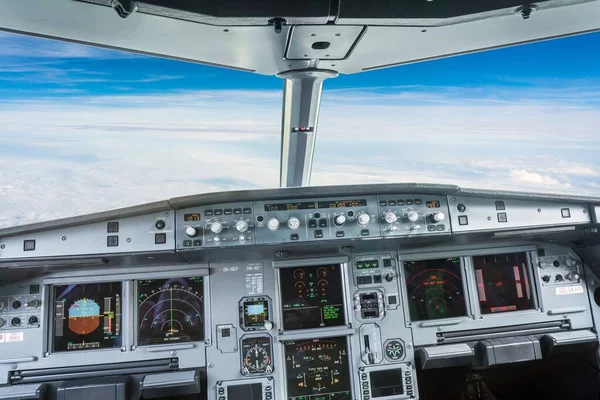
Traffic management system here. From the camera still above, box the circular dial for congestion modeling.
[430,212,445,223]
[334,215,346,226]
[138,278,204,345]
[406,211,419,222]
[267,218,280,231]
[210,221,223,234]
[287,217,300,230]
[384,211,398,224]
[235,220,249,232]
[357,212,371,226]
[241,336,273,375]
[385,340,404,361]
[185,226,198,237]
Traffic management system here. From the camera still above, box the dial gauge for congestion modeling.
[241,336,273,375]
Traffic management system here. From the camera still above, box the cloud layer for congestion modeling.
[0,86,598,228]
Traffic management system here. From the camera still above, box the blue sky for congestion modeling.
[0,31,599,227]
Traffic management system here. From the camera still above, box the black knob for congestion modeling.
[542,275,551,283]
[553,260,561,268]
[385,274,394,282]
[555,274,563,282]
[155,220,166,230]
[457,204,466,212]
[12,300,21,309]
[28,316,39,325]
[11,317,21,326]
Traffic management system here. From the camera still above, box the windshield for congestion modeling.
[1,31,598,228]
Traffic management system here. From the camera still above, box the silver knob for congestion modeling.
[566,259,578,268]
[334,215,346,226]
[239,235,246,242]
[235,220,249,232]
[430,212,445,223]
[185,226,198,237]
[210,221,223,234]
[267,218,280,231]
[264,320,274,330]
[566,272,580,281]
[357,212,371,226]
[287,217,300,230]
[407,211,419,222]
[384,211,398,224]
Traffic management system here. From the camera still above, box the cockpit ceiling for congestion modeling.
[1,0,600,74]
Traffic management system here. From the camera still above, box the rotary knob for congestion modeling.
[185,226,198,237]
[430,212,445,223]
[357,212,371,226]
[566,272,580,281]
[267,218,280,231]
[334,215,346,227]
[235,220,249,232]
[566,259,578,268]
[406,211,419,222]
[264,320,274,330]
[210,221,223,234]
[384,211,398,224]
[27,299,40,308]
[287,217,300,230]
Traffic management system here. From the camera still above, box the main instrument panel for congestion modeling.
[0,185,599,400]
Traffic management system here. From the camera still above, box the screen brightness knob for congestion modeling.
[185,226,198,237]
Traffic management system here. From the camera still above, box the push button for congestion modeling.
[107,236,118,247]
[336,231,345,237]
[561,208,571,218]
[107,221,119,233]
[458,215,469,225]
[373,275,382,283]
[361,229,370,236]
[314,229,323,238]
[290,234,299,241]
[363,276,373,284]
[497,212,507,223]
[308,219,317,228]
[319,218,328,227]
[23,240,36,251]
[155,233,167,244]
[495,200,506,210]
[233,208,242,215]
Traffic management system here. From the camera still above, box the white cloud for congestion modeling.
[0,87,599,228]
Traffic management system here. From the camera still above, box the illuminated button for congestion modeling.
[458,215,469,225]
[384,259,392,267]
[204,210,213,216]
[224,208,232,215]
[397,200,405,205]
[107,236,119,247]
[290,233,299,241]
[314,229,323,238]
[234,208,242,215]
[267,218,280,231]
[436,224,445,231]
[406,200,414,205]
[373,275,382,283]
[388,200,396,206]
[379,200,387,206]
[308,219,317,228]
[428,225,436,231]
[221,328,230,337]
[495,201,506,210]
[415,199,422,205]
[561,208,571,218]
[23,240,36,251]
[361,229,370,236]
[155,233,167,244]
[319,218,328,227]
[243,208,252,214]
[214,209,223,216]
[287,217,301,230]
[356,277,365,285]
[336,231,345,237]
[497,212,507,223]
[183,240,192,247]
[193,239,202,246]
[107,221,119,233]
[388,295,397,304]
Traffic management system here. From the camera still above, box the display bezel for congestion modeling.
[239,334,274,376]
[133,275,209,347]
[50,280,124,354]
[469,251,538,316]
[401,256,470,323]
[282,335,354,400]
[238,296,272,331]
[275,261,350,332]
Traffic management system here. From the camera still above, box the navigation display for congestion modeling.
[279,264,346,330]
[53,282,122,352]
[284,337,352,400]
[137,277,205,345]
[473,252,534,314]
[404,258,467,321]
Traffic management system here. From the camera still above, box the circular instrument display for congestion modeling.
[137,277,205,345]
[385,340,405,361]
[404,258,467,321]
[241,336,273,375]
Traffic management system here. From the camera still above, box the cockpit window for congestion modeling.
[0,30,598,228]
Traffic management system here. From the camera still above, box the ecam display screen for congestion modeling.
[53,282,122,352]
[370,369,404,398]
[284,337,352,400]
[473,252,534,314]
[404,258,467,321]
[279,264,346,330]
